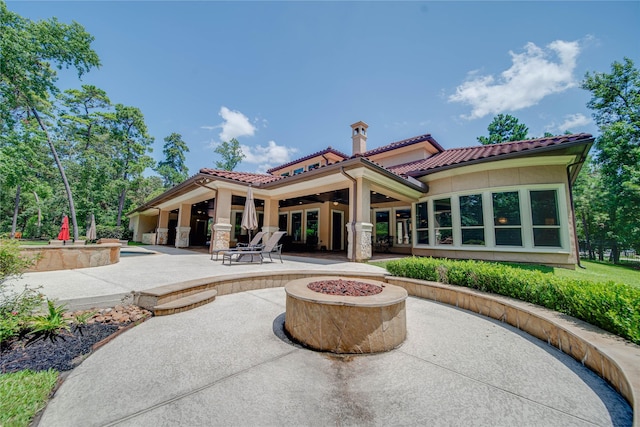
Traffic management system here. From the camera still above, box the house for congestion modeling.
[128,121,593,268]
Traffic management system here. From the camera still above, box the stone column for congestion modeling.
[346,176,372,262]
[212,222,232,251]
[213,188,233,250]
[175,203,192,248]
[156,228,169,245]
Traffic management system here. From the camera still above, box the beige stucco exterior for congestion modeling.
[128,126,592,268]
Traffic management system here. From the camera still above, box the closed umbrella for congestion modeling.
[241,186,258,243]
[57,215,70,241]
[86,213,97,241]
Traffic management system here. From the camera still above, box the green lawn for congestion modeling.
[0,369,58,427]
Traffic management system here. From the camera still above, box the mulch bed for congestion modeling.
[307,279,384,296]
[1,305,151,374]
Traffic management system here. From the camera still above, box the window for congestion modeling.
[530,190,561,247]
[460,194,484,245]
[308,163,320,171]
[279,213,288,233]
[293,167,304,175]
[281,172,290,177]
[395,209,411,245]
[434,198,453,245]
[375,211,390,239]
[305,209,319,241]
[415,202,429,244]
[492,192,522,246]
[291,212,302,241]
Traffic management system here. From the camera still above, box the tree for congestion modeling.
[477,114,529,145]
[0,2,100,240]
[156,133,189,187]
[214,138,245,171]
[581,58,640,262]
[108,104,154,226]
[58,85,113,228]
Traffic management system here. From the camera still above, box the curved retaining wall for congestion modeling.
[135,270,638,424]
[20,243,121,272]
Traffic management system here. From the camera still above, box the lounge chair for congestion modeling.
[211,231,265,261]
[222,231,286,265]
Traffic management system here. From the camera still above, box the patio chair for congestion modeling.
[211,231,266,261]
[222,231,286,265]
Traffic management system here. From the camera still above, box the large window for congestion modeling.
[279,213,288,233]
[530,190,560,247]
[414,187,564,251]
[415,202,429,244]
[434,198,453,245]
[492,191,522,246]
[460,194,484,245]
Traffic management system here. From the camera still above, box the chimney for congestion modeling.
[351,121,368,155]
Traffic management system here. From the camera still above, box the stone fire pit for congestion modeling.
[284,277,407,354]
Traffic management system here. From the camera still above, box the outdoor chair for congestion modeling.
[222,231,286,265]
[211,231,265,261]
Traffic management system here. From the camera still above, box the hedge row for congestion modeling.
[385,257,640,345]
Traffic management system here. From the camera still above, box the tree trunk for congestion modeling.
[31,107,80,241]
[33,191,42,238]
[116,187,126,227]
[580,211,594,260]
[612,241,620,264]
[11,184,21,239]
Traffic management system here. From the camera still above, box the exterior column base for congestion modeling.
[261,226,279,243]
[175,226,191,248]
[347,222,373,262]
[156,228,169,245]
[212,222,232,251]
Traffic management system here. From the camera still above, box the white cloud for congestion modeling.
[449,40,581,119]
[241,140,298,173]
[557,113,591,133]
[202,106,256,142]
[218,106,256,141]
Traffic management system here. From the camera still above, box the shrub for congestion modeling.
[0,238,44,348]
[386,257,640,344]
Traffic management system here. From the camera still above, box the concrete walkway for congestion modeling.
[8,247,633,426]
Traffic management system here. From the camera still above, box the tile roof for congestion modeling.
[361,134,445,157]
[199,168,283,185]
[388,133,594,176]
[266,147,349,174]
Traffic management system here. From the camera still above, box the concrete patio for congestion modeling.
[6,246,633,426]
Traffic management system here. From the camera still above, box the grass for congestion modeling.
[372,258,640,288]
[15,240,49,246]
[0,369,58,427]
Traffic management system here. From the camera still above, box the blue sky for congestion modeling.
[9,1,640,175]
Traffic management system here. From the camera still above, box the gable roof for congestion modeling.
[266,147,349,174]
[361,133,445,157]
[388,133,594,177]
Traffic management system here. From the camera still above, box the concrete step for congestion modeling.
[153,289,218,316]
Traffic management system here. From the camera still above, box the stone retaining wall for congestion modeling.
[20,243,121,272]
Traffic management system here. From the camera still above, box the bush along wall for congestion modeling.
[385,257,640,345]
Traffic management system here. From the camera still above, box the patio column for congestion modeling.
[346,177,373,262]
[261,198,279,242]
[156,210,170,245]
[212,188,232,251]
[175,203,192,248]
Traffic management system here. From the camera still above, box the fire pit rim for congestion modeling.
[284,276,407,308]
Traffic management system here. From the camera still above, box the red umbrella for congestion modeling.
[57,215,70,241]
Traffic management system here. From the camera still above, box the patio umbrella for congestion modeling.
[241,185,258,242]
[57,215,70,241]
[86,213,97,241]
